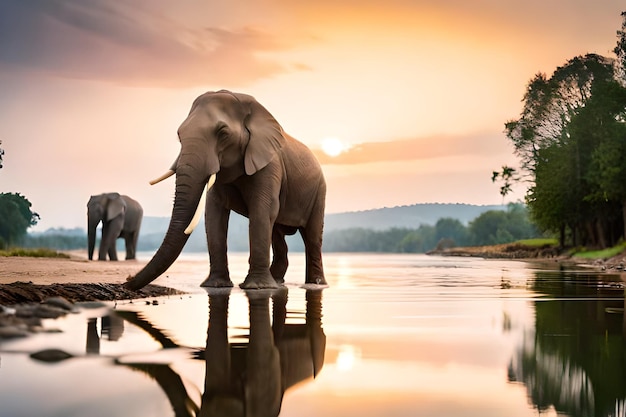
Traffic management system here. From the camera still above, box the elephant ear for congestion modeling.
[235,93,286,176]
[106,193,126,220]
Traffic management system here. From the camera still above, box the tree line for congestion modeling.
[320,203,538,253]
[494,11,626,249]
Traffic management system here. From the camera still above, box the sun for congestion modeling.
[321,137,347,157]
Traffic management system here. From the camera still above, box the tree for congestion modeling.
[491,166,520,199]
[0,193,40,248]
[0,140,4,169]
[434,217,468,247]
[468,203,537,246]
[582,80,626,243]
[504,53,623,247]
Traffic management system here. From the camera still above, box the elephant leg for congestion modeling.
[270,225,294,284]
[108,244,118,261]
[124,232,137,260]
[99,224,117,261]
[239,167,281,290]
[300,194,326,285]
[106,217,124,261]
[202,193,233,287]
[130,229,139,260]
[240,211,277,289]
[98,238,108,261]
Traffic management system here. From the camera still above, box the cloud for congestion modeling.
[0,0,312,87]
[313,132,512,165]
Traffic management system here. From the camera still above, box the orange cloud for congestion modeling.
[313,132,510,165]
[0,1,314,87]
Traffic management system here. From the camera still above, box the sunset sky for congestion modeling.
[0,1,624,231]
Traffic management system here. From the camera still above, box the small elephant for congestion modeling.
[87,193,143,261]
[125,90,327,290]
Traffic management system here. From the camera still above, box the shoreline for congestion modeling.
[2,244,625,306]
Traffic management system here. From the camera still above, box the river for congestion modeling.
[1,253,625,417]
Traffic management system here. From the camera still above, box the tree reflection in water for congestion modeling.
[117,288,325,417]
[508,269,626,417]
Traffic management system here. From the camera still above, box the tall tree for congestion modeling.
[504,53,620,247]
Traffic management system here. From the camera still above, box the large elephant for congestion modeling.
[87,193,143,261]
[125,90,327,290]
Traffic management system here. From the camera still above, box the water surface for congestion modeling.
[1,253,625,417]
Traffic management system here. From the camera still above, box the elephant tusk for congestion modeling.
[150,156,180,185]
[184,174,216,235]
[149,170,175,185]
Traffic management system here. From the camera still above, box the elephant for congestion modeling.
[87,193,143,261]
[125,90,327,290]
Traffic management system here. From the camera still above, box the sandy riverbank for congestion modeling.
[0,251,147,286]
[0,251,185,305]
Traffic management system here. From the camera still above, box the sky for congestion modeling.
[0,0,624,231]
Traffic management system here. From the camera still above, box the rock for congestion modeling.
[33,304,69,319]
[0,325,29,339]
[43,296,75,312]
[15,304,37,318]
[30,348,73,362]
[75,301,108,309]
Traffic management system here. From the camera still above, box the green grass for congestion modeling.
[0,248,70,258]
[571,242,626,259]
[515,238,559,247]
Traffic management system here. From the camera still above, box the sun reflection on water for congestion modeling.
[336,344,360,371]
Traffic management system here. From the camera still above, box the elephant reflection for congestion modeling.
[202,288,325,417]
[118,288,325,417]
[86,314,126,355]
[28,314,125,362]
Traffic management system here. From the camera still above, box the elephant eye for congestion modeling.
[217,126,230,140]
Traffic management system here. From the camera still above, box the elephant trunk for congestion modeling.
[125,155,210,291]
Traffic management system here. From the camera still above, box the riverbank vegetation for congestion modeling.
[0,248,69,258]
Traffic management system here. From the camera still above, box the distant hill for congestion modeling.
[324,203,505,231]
[136,203,506,252]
